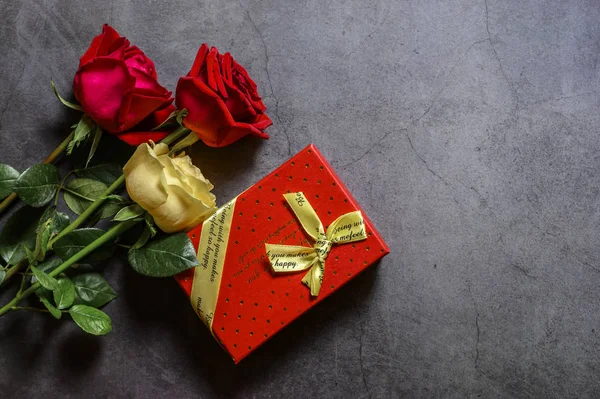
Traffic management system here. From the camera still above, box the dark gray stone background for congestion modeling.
[1,0,599,398]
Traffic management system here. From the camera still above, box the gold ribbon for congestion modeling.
[266,192,367,296]
[190,197,236,331]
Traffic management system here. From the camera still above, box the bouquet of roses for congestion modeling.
[0,25,272,335]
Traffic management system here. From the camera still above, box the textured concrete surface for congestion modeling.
[1,0,600,398]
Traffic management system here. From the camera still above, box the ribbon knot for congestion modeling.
[266,192,367,297]
[315,237,333,262]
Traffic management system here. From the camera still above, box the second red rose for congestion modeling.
[176,44,272,147]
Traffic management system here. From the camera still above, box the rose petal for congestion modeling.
[153,143,170,156]
[171,155,216,196]
[79,24,122,66]
[116,131,169,146]
[189,43,209,77]
[220,52,233,83]
[232,59,257,90]
[130,103,176,132]
[251,112,274,130]
[205,47,227,98]
[124,46,157,78]
[232,67,267,112]
[176,77,237,145]
[231,119,271,139]
[151,184,216,233]
[156,152,193,193]
[104,37,129,61]
[212,55,228,99]
[118,90,173,132]
[197,128,247,148]
[222,78,257,122]
[128,67,169,92]
[73,57,135,133]
[152,103,177,125]
[123,143,169,209]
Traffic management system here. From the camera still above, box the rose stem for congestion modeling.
[0,126,191,287]
[0,131,75,215]
[0,221,137,316]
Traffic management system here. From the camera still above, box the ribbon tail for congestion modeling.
[301,261,325,297]
[283,192,325,240]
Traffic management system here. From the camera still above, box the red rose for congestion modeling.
[176,44,272,147]
[73,25,173,143]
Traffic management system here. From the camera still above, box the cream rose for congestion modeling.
[123,142,217,233]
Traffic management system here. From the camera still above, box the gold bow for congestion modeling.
[265,192,367,296]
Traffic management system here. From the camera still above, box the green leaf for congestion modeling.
[0,206,45,265]
[131,225,152,250]
[97,200,125,220]
[170,131,200,153]
[40,296,62,319]
[113,204,145,222]
[13,164,59,207]
[33,259,61,301]
[51,81,83,111]
[24,245,37,265]
[53,277,75,309]
[31,258,62,284]
[128,233,199,277]
[152,110,177,131]
[72,273,117,308]
[33,218,53,261]
[175,108,188,125]
[76,164,122,185]
[87,198,126,227]
[69,305,112,335]
[65,178,108,200]
[0,164,20,199]
[152,109,187,131]
[35,286,52,301]
[0,269,5,285]
[53,228,114,263]
[31,265,58,291]
[63,178,108,215]
[86,124,103,167]
[70,264,96,274]
[40,206,70,236]
[67,114,95,155]
[144,213,157,237]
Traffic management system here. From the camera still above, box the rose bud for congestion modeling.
[73,24,173,142]
[176,44,272,147]
[123,142,217,233]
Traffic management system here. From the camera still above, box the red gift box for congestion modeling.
[175,144,389,363]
